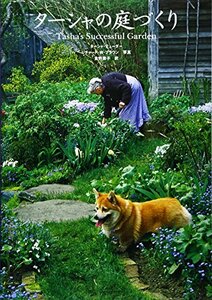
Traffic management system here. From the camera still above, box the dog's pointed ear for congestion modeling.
[108,191,117,205]
[93,188,100,199]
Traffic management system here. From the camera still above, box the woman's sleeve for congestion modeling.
[103,95,112,118]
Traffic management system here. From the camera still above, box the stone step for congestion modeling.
[15,199,94,223]
[25,184,75,195]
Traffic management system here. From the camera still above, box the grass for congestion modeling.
[39,219,154,300]
[38,136,167,299]
[66,136,166,203]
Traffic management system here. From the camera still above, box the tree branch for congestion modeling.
[0,2,13,37]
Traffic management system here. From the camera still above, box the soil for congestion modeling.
[129,248,184,300]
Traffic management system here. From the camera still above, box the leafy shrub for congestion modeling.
[150,94,191,130]
[163,112,211,178]
[1,161,73,189]
[149,215,212,299]
[3,81,99,168]
[91,164,192,202]
[32,43,97,82]
[3,67,31,93]
[184,174,211,216]
[20,163,73,189]
[183,77,211,105]
[60,118,132,175]
[1,206,51,272]
[2,164,29,189]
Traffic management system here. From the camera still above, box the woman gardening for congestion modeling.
[87,72,151,132]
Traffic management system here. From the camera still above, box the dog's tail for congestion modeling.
[181,206,192,226]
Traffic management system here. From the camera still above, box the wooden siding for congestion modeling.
[148,0,211,98]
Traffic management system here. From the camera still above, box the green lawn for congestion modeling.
[39,219,155,300]
[38,136,166,299]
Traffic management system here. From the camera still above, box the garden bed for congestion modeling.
[131,250,184,299]
[1,70,211,299]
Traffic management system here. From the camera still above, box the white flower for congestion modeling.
[190,102,212,114]
[155,144,170,156]
[2,161,7,167]
[63,100,79,109]
[13,161,18,167]
[108,149,115,156]
[33,265,40,273]
[135,132,144,137]
[34,241,39,247]
[2,159,18,167]
[73,123,80,128]
[75,147,83,158]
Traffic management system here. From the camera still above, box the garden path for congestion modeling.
[15,184,170,299]
[15,184,95,223]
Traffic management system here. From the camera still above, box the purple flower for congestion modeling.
[63,100,98,113]
[189,103,212,114]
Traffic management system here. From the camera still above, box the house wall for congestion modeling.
[2,25,46,82]
[148,0,211,99]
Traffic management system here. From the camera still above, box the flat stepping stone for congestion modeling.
[15,200,94,223]
[25,184,75,195]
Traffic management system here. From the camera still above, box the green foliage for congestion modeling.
[163,112,211,179]
[1,206,52,272]
[147,215,212,299]
[202,78,211,103]
[70,137,164,203]
[32,43,97,82]
[91,164,192,202]
[177,216,211,298]
[37,143,62,167]
[150,94,192,130]
[3,67,31,93]
[2,164,28,188]
[174,216,211,265]
[3,81,98,168]
[59,118,132,176]
[182,77,211,105]
[20,164,73,189]
[5,194,20,210]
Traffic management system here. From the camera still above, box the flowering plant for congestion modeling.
[63,99,98,113]
[154,144,170,157]
[189,102,212,114]
[59,118,131,175]
[2,159,19,168]
[1,206,51,272]
[3,81,98,168]
[0,268,37,300]
[150,215,212,299]
[2,165,29,188]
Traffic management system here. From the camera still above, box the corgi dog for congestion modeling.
[93,189,192,252]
